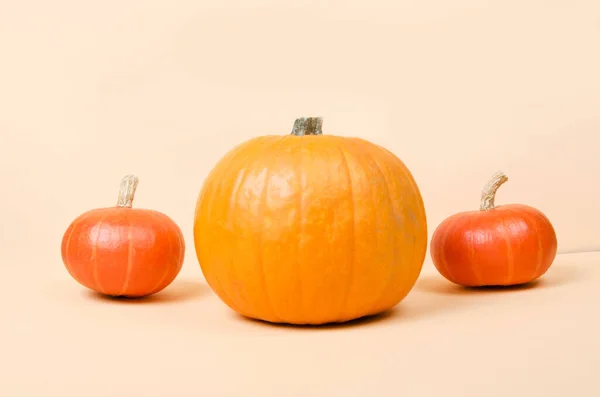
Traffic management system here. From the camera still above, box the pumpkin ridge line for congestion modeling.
[466,218,483,285]
[117,218,135,296]
[440,217,461,283]
[256,137,286,323]
[296,136,306,322]
[520,209,543,280]
[378,146,425,302]
[336,141,356,320]
[361,145,395,315]
[227,151,255,313]
[499,213,515,285]
[390,153,420,307]
[92,213,111,295]
[378,146,428,292]
[200,140,254,314]
[148,212,173,295]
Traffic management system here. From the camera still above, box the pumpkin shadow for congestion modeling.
[83,279,208,304]
[416,263,584,296]
[231,309,399,330]
[229,291,465,330]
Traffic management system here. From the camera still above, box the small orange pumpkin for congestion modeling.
[430,171,557,287]
[61,175,185,297]
[193,117,428,325]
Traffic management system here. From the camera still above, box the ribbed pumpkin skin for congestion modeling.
[61,208,185,297]
[431,204,557,287]
[193,134,427,325]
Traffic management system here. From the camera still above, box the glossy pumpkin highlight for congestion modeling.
[193,117,428,325]
[61,175,185,297]
[430,171,557,287]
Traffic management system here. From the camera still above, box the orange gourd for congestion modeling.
[430,171,557,287]
[61,175,185,297]
[193,117,428,325]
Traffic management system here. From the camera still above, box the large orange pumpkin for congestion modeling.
[430,171,557,287]
[193,117,428,325]
[61,175,185,298]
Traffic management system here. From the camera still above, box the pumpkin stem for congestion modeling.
[291,117,323,136]
[116,175,139,208]
[480,171,508,211]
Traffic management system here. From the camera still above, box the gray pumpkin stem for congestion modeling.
[291,117,323,136]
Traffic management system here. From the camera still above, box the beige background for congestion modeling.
[1,1,599,396]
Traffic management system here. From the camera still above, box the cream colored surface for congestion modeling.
[1,1,599,396]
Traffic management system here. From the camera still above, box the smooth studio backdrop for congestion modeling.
[1,1,600,396]
[2,1,600,270]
